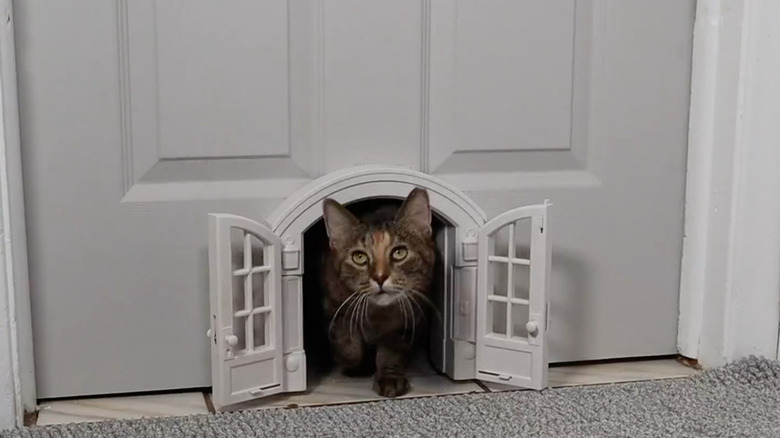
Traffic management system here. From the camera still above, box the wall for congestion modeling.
[724,0,780,362]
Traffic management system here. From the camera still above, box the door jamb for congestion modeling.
[677,0,780,367]
[0,0,36,429]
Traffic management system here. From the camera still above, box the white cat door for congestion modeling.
[475,201,551,390]
[208,214,284,408]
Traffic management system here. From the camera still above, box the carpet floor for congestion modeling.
[3,356,780,438]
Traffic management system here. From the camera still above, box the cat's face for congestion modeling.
[322,188,436,307]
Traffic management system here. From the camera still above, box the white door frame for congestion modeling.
[677,0,780,367]
[1,0,780,428]
[0,0,36,428]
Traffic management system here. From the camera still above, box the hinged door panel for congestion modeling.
[475,201,551,390]
[208,214,284,408]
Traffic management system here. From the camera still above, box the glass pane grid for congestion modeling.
[488,221,531,340]
[230,229,272,354]
[233,307,272,318]
[232,265,271,277]
[487,255,530,265]
[487,295,530,305]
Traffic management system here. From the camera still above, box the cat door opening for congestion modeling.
[301,197,452,385]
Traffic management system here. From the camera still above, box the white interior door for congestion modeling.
[476,203,551,390]
[17,1,693,397]
[208,214,285,408]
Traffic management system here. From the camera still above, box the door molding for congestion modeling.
[0,0,35,428]
[678,0,780,367]
[269,165,488,274]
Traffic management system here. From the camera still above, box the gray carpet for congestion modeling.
[4,356,780,438]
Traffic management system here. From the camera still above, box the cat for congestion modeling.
[320,188,437,397]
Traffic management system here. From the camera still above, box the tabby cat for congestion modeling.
[320,188,437,397]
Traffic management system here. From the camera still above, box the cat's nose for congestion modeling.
[372,272,389,287]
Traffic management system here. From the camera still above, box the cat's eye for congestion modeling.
[351,251,369,266]
[391,246,408,261]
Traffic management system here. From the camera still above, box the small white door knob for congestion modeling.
[225,335,239,346]
[526,321,539,336]
[206,329,213,339]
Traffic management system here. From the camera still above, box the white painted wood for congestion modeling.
[430,0,694,366]
[676,0,733,361]
[0,0,34,428]
[0,252,17,429]
[428,0,595,179]
[475,202,550,390]
[17,0,326,398]
[428,1,577,173]
[208,214,285,409]
[121,0,314,202]
[729,0,780,360]
[320,0,425,172]
[678,0,780,366]
[17,1,694,397]
[280,276,306,393]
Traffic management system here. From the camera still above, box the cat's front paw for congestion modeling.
[373,375,410,398]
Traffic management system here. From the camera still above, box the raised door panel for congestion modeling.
[124,0,431,196]
[320,0,425,172]
[122,0,314,202]
[428,0,589,178]
[429,0,694,363]
[153,2,289,159]
[17,0,318,398]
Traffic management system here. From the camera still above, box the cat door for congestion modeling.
[475,201,551,390]
[208,214,285,409]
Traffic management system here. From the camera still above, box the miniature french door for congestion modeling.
[475,202,551,390]
[207,214,285,408]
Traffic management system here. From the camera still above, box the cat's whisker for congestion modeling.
[403,299,410,339]
[408,290,443,323]
[402,295,416,342]
[359,295,370,339]
[349,296,358,340]
[356,294,368,339]
[345,293,363,340]
[353,295,366,340]
[350,288,368,338]
[404,292,427,323]
[329,292,359,337]
[408,297,417,342]
[396,298,408,340]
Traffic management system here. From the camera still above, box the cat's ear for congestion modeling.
[322,198,359,249]
[396,188,432,237]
